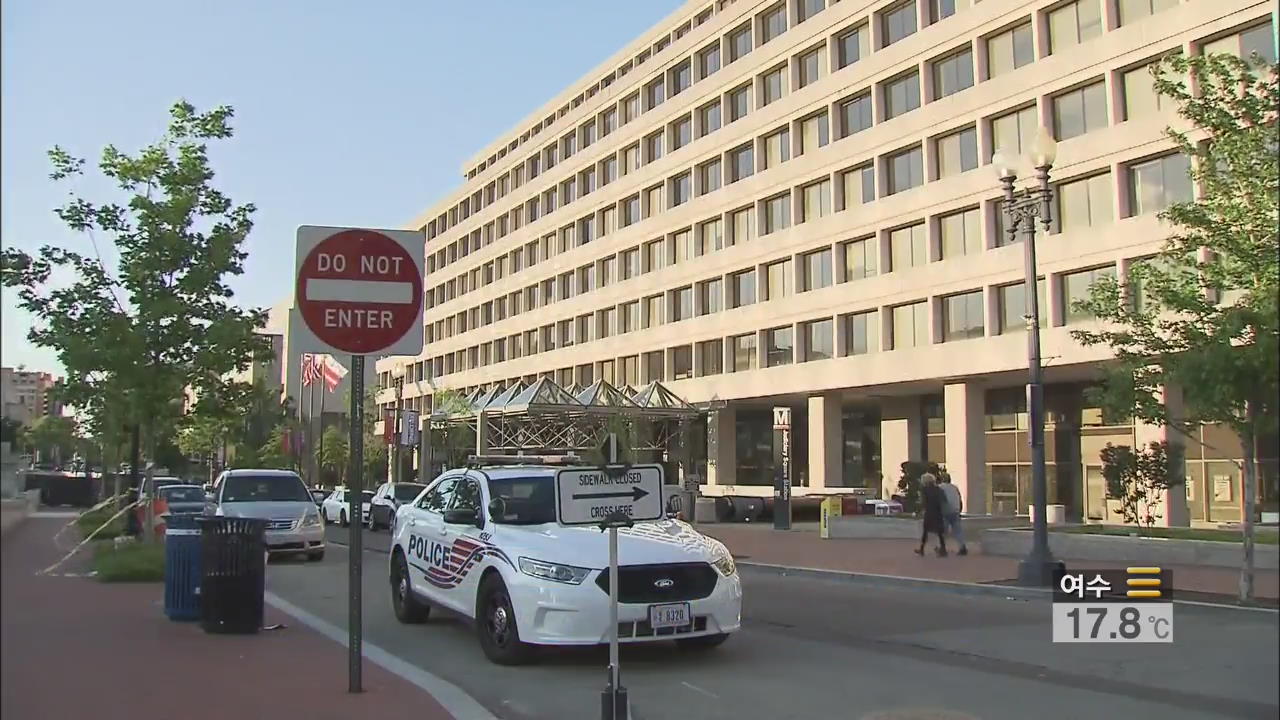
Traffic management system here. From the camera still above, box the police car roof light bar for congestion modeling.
[465,453,586,468]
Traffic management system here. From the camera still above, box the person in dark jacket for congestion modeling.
[915,472,948,557]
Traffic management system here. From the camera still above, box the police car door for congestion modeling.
[404,476,457,603]
[441,473,488,604]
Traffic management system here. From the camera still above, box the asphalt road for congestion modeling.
[258,525,1280,720]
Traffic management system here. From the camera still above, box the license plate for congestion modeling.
[648,602,691,629]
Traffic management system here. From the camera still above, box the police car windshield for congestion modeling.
[221,475,310,503]
[486,476,556,525]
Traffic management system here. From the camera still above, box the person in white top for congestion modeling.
[939,474,968,556]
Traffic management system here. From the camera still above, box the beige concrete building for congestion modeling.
[376,0,1277,524]
[1,367,61,427]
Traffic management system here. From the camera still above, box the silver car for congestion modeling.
[208,469,325,561]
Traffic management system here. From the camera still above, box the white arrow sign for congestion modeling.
[555,464,665,526]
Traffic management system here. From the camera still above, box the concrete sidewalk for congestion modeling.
[1,517,458,720]
[704,523,1280,603]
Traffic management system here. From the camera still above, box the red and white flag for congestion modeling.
[321,355,348,392]
[300,353,323,387]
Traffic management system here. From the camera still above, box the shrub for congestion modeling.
[92,540,165,582]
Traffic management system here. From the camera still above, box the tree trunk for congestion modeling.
[1239,401,1258,603]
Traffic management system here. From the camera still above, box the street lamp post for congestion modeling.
[992,127,1060,587]
[391,363,406,485]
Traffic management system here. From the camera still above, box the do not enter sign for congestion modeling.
[294,226,425,356]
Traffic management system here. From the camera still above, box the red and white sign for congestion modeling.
[294,226,425,356]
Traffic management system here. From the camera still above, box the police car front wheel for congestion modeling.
[391,553,430,624]
[476,575,533,665]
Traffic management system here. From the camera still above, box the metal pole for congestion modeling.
[317,383,326,486]
[393,379,402,484]
[608,526,622,717]
[1009,169,1058,587]
[347,354,365,693]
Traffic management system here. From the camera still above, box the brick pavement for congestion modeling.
[703,523,1280,601]
[1,517,458,720]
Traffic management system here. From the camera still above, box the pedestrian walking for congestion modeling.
[914,473,948,557]
[939,474,968,556]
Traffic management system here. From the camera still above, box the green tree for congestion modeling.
[319,425,349,485]
[0,418,26,451]
[27,415,78,465]
[1,101,270,492]
[257,423,300,472]
[1070,52,1278,601]
[1099,442,1179,532]
[897,461,950,515]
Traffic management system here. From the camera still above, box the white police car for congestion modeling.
[388,457,742,665]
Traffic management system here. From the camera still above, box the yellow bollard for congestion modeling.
[819,496,843,539]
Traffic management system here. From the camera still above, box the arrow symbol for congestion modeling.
[572,486,650,502]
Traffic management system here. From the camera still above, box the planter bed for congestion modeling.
[980,525,1280,570]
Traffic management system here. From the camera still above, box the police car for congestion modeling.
[388,456,742,665]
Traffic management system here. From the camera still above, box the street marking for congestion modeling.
[304,278,415,304]
[680,681,720,700]
[264,591,499,720]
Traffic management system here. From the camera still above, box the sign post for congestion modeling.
[554,434,664,720]
[295,225,424,694]
[772,407,792,531]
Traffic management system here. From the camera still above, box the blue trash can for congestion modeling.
[164,513,203,621]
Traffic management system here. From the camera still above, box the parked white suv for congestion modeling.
[388,460,742,665]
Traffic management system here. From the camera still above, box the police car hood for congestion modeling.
[493,519,727,568]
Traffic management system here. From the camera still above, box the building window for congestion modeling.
[671,346,694,380]
[582,121,598,148]
[884,71,921,119]
[800,112,830,153]
[729,143,754,182]
[601,157,616,186]
[621,248,641,280]
[601,207,617,235]
[731,333,758,371]
[1122,63,1168,120]
[837,25,869,68]
[1048,0,1103,54]
[929,0,972,22]
[671,60,692,96]
[646,185,664,217]
[942,290,985,341]
[645,239,666,272]
[1062,265,1116,322]
[887,145,924,195]
[731,268,757,307]
[804,318,835,361]
[622,195,641,226]
[889,223,928,270]
[997,280,1046,335]
[839,93,873,138]
[987,22,1034,78]
[802,179,832,221]
[728,84,751,122]
[761,4,787,43]
[646,77,666,108]
[621,300,641,332]
[601,107,618,136]
[1052,81,1108,140]
[843,310,879,355]
[1056,172,1113,232]
[766,326,794,367]
[891,301,930,349]
[728,23,753,62]
[673,229,694,265]
[699,158,723,194]
[990,105,1037,159]
[731,206,754,244]
[843,237,877,281]
[802,247,834,290]
[936,126,978,178]
[932,47,974,99]
[1118,0,1177,26]
[1203,23,1278,65]
[578,263,597,292]
[699,218,725,254]
[842,165,875,207]
[577,314,595,344]
[699,42,722,77]
[762,65,786,105]
[881,1,918,47]
[700,339,724,376]
[700,100,722,134]
[622,93,640,124]
[798,0,825,23]
[623,144,641,175]
[644,351,665,382]
[939,207,982,258]
[645,294,665,328]
[672,286,694,321]
[766,259,793,299]
[620,355,639,385]
[562,133,577,159]
[798,46,827,88]
[763,128,791,169]
[670,172,692,207]
[763,193,792,234]
[1128,154,1193,215]
[672,115,692,149]
[646,131,664,161]
[700,277,724,314]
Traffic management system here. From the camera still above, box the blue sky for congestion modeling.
[1,0,685,373]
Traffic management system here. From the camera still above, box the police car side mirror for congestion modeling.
[443,508,483,529]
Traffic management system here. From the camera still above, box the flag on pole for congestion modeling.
[300,353,323,387]
[321,355,348,392]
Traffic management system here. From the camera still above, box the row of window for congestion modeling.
[423,16,1272,311]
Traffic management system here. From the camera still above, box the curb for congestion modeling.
[737,561,1280,612]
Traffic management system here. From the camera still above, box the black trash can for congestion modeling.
[196,516,267,634]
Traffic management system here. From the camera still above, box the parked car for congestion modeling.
[157,484,207,515]
[206,469,325,561]
[321,488,373,527]
[367,482,427,531]
[310,488,331,508]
